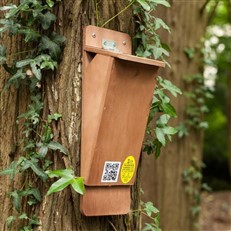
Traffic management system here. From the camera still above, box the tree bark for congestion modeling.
[141,1,207,230]
[0,1,141,230]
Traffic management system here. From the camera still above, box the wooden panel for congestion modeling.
[83,58,158,186]
[84,25,132,54]
[81,54,113,180]
[84,45,165,67]
[80,186,130,216]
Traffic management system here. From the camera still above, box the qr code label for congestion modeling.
[101,161,121,183]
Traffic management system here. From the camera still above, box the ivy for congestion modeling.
[131,0,182,158]
[0,0,84,229]
[132,200,161,231]
[182,157,212,229]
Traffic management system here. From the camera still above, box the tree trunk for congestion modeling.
[0,1,142,230]
[228,70,231,176]
[141,1,207,230]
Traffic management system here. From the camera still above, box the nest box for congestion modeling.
[81,25,165,216]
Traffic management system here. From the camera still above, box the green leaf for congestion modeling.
[30,62,42,80]
[27,188,41,201]
[161,103,177,117]
[18,213,28,219]
[47,177,73,195]
[155,17,171,33]
[16,59,33,68]
[38,144,48,158]
[19,28,41,42]
[154,140,162,159]
[48,113,62,123]
[71,177,85,195]
[20,159,47,181]
[162,126,178,135]
[9,190,21,211]
[0,44,6,64]
[46,0,55,7]
[137,0,151,11]
[177,123,189,138]
[47,169,74,178]
[6,216,16,228]
[0,161,18,180]
[158,76,182,97]
[155,127,166,146]
[51,32,66,45]
[150,0,170,7]
[39,35,61,61]
[0,5,17,11]
[5,7,19,18]
[144,201,159,217]
[29,160,47,181]
[184,47,195,59]
[37,11,56,30]
[157,114,171,126]
[29,215,40,226]
[47,141,68,155]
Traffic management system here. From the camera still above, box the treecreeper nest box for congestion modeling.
[81,25,165,216]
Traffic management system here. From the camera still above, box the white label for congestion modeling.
[101,161,121,183]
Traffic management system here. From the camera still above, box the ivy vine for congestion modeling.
[131,0,182,158]
[0,1,84,230]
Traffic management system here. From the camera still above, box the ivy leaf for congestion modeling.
[30,62,42,80]
[5,7,19,18]
[47,141,68,155]
[71,177,85,195]
[18,213,28,219]
[0,45,6,64]
[161,103,177,117]
[154,140,162,159]
[0,161,18,180]
[19,28,41,42]
[158,76,182,97]
[143,201,159,217]
[177,123,189,138]
[155,127,166,146]
[28,188,42,201]
[157,114,171,126]
[155,17,171,33]
[47,169,85,195]
[47,176,73,195]
[51,32,66,45]
[39,35,61,61]
[151,46,169,59]
[48,113,62,123]
[9,190,21,211]
[20,158,47,181]
[47,169,74,178]
[163,126,178,135]
[16,59,33,68]
[46,0,55,7]
[137,0,151,11]
[38,144,48,158]
[6,216,16,228]
[0,5,17,11]
[37,11,56,30]
[150,0,170,7]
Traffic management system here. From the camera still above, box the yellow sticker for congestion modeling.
[120,156,136,184]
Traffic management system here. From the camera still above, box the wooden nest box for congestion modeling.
[81,25,165,216]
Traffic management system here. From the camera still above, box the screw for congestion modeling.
[92,33,96,38]
[122,41,126,45]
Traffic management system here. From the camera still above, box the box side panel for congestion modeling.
[81,54,113,180]
[87,59,159,186]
